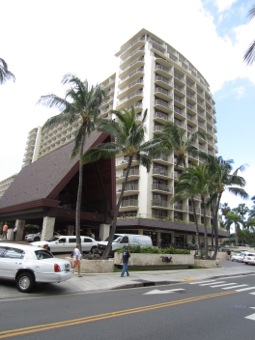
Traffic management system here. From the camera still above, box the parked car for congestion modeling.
[231,251,249,262]
[0,242,73,293]
[243,253,255,265]
[25,231,60,242]
[97,233,153,256]
[31,235,98,254]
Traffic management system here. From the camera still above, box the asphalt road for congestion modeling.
[1,273,255,339]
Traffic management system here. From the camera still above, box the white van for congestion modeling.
[97,233,152,255]
[31,235,98,254]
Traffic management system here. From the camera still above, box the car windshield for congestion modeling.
[105,235,121,242]
[35,249,54,260]
[46,236,59,242]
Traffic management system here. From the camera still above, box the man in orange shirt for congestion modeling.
[2,223,8,240]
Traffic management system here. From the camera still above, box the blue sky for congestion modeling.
[0,0,254,209]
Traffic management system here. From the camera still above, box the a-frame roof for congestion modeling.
[0,131,110,216]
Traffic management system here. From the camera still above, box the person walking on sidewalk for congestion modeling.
[121,249,130,277]
[72,244,83,277]
[2,223,8,240]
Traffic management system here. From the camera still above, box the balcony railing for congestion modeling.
[152,200,168,207]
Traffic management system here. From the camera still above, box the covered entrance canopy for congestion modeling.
[0,131,115,233]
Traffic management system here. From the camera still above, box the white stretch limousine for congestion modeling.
[31,235,98,254]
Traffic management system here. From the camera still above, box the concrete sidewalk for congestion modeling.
[1,261,255,300]
[57,260,255,295]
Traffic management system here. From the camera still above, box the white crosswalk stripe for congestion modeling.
[199,281,226,286]
[236,286,255,292]
[222,284,248,290]
[189,281,255,293]
[210,283,237,288]
[189,280,218,285]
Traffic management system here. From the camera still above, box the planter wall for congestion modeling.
[114,253,194,266]
[194,259,219,268]
[66,257,114,273]
[80,259,114,273]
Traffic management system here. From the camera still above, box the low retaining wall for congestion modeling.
[193,259,219,268]
[66,253,221,272]
[114,253,194,267]
[66,257,114,273]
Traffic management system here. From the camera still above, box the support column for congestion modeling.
[41,216,55,241]
[99,224,110,241]
[15,220,25,241]
[66,225,74,235]
[157,232,162,247]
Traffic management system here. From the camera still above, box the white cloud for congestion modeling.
[214,0,238,13]
[233,86,246,99]
[221,163,255,209]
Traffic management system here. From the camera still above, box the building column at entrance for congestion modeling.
[14,219,25,241]
[99,224,110,241]
[41,216,55,241]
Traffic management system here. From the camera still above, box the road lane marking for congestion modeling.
[236,286,255,292]
[144,288,185,295]
[210,283,237,288]
[199,281,226,286]
[189,280,218,285]
[0,290,237,339]
[222,284,248,290]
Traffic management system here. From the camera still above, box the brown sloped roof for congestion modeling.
[0,131,107,210]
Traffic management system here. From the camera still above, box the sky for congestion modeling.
[0,0,255,210]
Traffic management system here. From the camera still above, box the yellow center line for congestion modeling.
[0,290,237,339]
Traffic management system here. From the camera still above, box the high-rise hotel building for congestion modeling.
[6,29,217,235]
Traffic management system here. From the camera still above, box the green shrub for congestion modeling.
[116,246,190,254]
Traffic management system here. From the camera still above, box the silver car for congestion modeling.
[0,242,73,293]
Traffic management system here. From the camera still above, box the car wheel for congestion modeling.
[91,246,98,254]
[34,236,40,241]
[16,272,35,293]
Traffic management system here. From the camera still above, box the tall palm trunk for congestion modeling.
[191,197,201,257]
[235,225,239,246]
[201,196,208,259]
[101,156,133,259]
[211,195,221,260]
[75,130,86,246]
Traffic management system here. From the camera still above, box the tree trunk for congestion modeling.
[191,198,201,257]
[211,195,221,260]
[202,196,208,259]
[75,132,85,246]
[101,156,133,259]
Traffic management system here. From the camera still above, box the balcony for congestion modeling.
[154,111,169,123]
[155,75,173,90]
[121,199,138,208]
[117,90,143,110]
[152,199,168,208]
[119,56,145,77]
[117,79,143,100]
[153,168,169,177]
[152,183,172,193]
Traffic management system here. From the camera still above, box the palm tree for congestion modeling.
[249,195,255,218]
[153,121,206,167]
[82,107,155,259]
[244,4,255,64]
[206,156,248,259]
[38,74,105,244]
[225,211,243,246]
[174,163,210,258]
[0,58,15,85]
